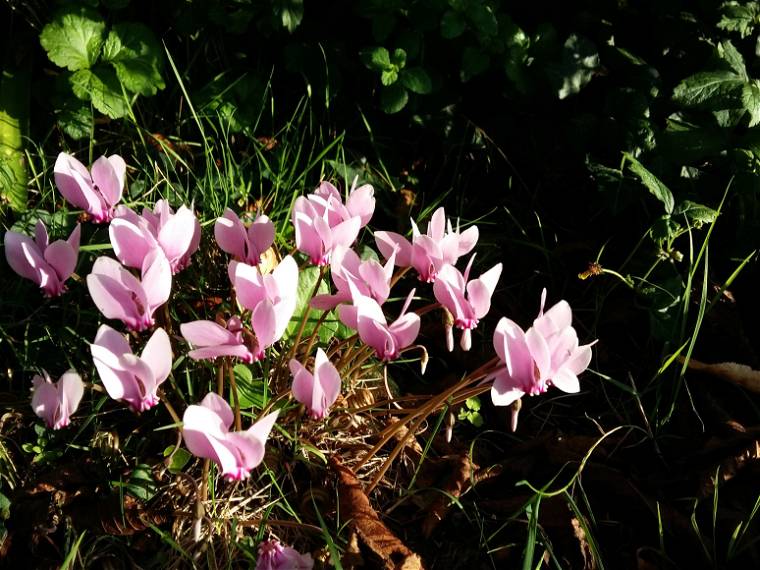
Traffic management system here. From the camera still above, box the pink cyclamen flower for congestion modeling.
[433,257,502,351]
[86,249,172,332]
[229,256,298,360]
[310,245,395,310]
[182,392,279,481]
[31,370,84,429]
[375,207,479,282]
[180,316,254,363]
[339,287,420,361]
[110,200,201,274]
[90,324,172,412]
[256,539,314,570]
[4,220,81,297]
[214,209,275,266]
[289,348,341,419]
[54,152,126,223]
[291,179,375,266]
[488,290,594,407]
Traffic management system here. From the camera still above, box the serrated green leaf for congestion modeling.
[102,23,164,96]
[381,68,398,86]
[380,83,408,114]
[460,47,489,82]
[40,7,105,72]
[624,153,675,214]
[399,67,431,94]
[360,47,391,71]
[672,70,745,109]
[441,10,466,38]
[718,40,746,78]
[718,1,760,38]
[742,81,760,126]
[69,67,129,118]
[673,200,719,227]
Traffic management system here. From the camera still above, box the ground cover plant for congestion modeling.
[2,1,760,569]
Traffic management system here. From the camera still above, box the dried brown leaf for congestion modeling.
[683,357,760,393]
[421,454,475,537]
[330,457,425,570]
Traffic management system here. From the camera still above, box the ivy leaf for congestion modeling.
[718,1,760,38]
[441,10,466,39]
[549,34,600,99]
[672,70,745,109]
[69,67,129,118]
[39,6,105,72]
[284,266,333,343]
[742,80,760,126]
[399,67,432,94]
[380,83,408,114]
[102,23,164,96]
[624,153,675,214]
[360,47,392,71]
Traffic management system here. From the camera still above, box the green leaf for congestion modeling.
[69,67,129,118]
[470,412,484,428]
[0,492,10,520]
[102,23,164,96]
[673,200,719,228]
[717,40,746,78]
[40,7,105,72]
[284,266,331,342]
[381,68,399,86]
[718,1,760,38]
[550,34,600,99]
[391,48,407,68]
[742,80,760,126]
[380,83,408,114]
[0,152,28,212]
[672,70,745,109]
[360,47,391,71]
[441,10,466,38]
[233,364,267,409]
[56,97,93,140]
[624,153,675,214]
[465,397,481,411]
[399,67,432,94]
[277,0,304,32]
[162,446,192,473]
[467,4,498,38]
[123,464,157,501]
[460,47,489,82]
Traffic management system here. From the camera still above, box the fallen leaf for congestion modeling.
[681,357,760,393]
[421,454,475,537]
[330,457,425,570]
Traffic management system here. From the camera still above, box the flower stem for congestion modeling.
[226,357,242,431]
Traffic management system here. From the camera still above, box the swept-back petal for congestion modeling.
[215,209,247,260]
[4,231,39,281]
[374,231,413,267]
[44,240,78,281]
[199,392,234,431]
[141,249,172,312]
[91,155,123,207]
[181,321,239,347]
[346,184,375,226]
[140,328,172,388]
[54,153,102,214]
[59,370,84,421]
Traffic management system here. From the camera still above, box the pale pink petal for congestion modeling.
[109,219,157,268]
[291,364,317,413]
[199,392,234,430]
[563,343,593,376]
[427,207,446,241]
[86,271,143,330]
[34,220,49,250]
[246,410,279,448]
[107,155,127,199]
[90,155,123,208]
[233,261,267,311]
[215,209,247,260]
[490,372,525,406]
[388,313,421,351]
[338,304,359,329]
[54,153,102,214]
[141,249,172,313]
[67,224,81,252]
[525,328,551,381]
[4,231,39,281]
[457,226,479,256]
[181,321,239,347]
[346,184,375,226]
[358,260,390,304]
[375,231,413,267]
[551,369,581,393]
[157,206,196,265]
[330,216,361,249]
[314,348,341,412]
[59,370,84,423]
[188,345,253,361]
[140,327,172,389]
[44,240,77,282]
[247,215,275,263]
[31,377,59,427]
[533,300,573,338]
[252,300,277,350]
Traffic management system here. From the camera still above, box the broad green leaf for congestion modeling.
[718,1,760,38]
[277,0,304,32]
[550,34,600,99]
[718,40,746,78]
[468,4,498,38]
[360,47,391,71]
[123,464,157,500]
[742,80,760,126]
[102,23,164,96]
[399,67,432,94]
[460,47,489,82]
[40,7,105,72]
[391,48,407,69]
[284,266,332,342]
[233,364,267,409]
[162,446,192,473]
[673,200,719,228]
[441,10,466,38]
[624,153,675,214]
[380,83,408,114]
[56,98,93,140]
[381,68,399,86]
[0,153,28,212]
[69,67,129,118]
[672,71,744,109]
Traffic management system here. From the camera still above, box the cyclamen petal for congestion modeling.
[290,348,341,419]
[214,209,275,266]
[255,539,314,570]
[87,250,171,331]
[182,392,279,480]
[54,152,125,222]
[31,370,85,429]
[4,220,81,297]
[180,318,255,363]
[375,207,479,283]
[90,325,172,412]
[488,290,595,409]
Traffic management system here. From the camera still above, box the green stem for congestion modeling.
[226,358,242,431]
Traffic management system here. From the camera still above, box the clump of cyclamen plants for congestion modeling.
[10,151,595,559]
